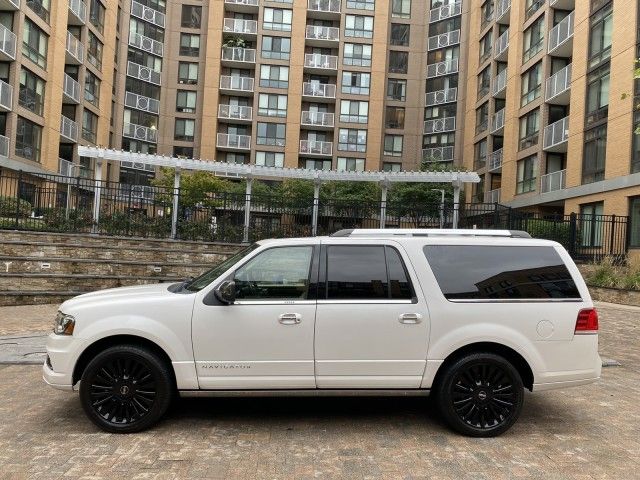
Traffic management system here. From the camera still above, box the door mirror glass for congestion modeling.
[214,280,236,304]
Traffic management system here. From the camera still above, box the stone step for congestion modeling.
[0,274,178,292]
[0,292,79,307]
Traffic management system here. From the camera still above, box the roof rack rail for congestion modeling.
[330,229,532,239]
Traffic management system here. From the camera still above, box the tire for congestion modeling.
[79,344,174,433]
[434,352,524,437]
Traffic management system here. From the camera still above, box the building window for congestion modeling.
[588,2,612,69]
[258,93,287,117]
[475,139,487,169]
[84,71,101,107]
[347,0,375,10]
[15,117,42,162]
[256,122,286,146]
[82,110,98,143]
[19,68,45,116]
[179,34,200,56]
[302,159,331,170]
[479,31,492,63]
[178,62,198,84]
[385,106,405,129]
[27,0,50,23]
[256,151,284,167]
[89,0,105,33]
[582,125,607,184]
[387,79,406,101]
[344,15,374,38]
[342,72,370,95]
[175,118,195,141]
[476,102,489,134]
[263,8,292,31]
[344,43,372,66]
[259,65,289,88]
[87,32,103,70]
[580,202,604,247]
[390,23,409,46]
[516,155,537,194]
[521,62,542,106]
[477,67,490,97]
[519,109,540,150]
[22,19,48,69]
[383,162,401,172]
[525,0,543,20]
[338,128,367,152]
[389,51,408,74]
[586,64,610,125]
[181,5,202,28]
[176,90,197,113]
[481,1,494,29]
[337,157,365,171]
[224,152,247,164]
[384,135,403,156]
[340,100,369,123]
[629,197,640,247]
[523,16,545,63]
[174,146,193,158]
[261,36,290,60]
[391,0,411,18]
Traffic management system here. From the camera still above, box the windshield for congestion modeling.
[183,243,260,292]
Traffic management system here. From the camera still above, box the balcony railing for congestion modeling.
[495,0,511,23]
[491,108,505,133]
[545,63,572,102]
[0,134,8,158]
[223,18,258,35]
[423,146,454,162]
[0,24,16,60]
[0,0,19,9]
[425,87,457,106]
[219,75,254,92]
[65,31,84,63]
[492,68,507,96]
[429,2,462,23]
[60,115,78,142]
[548,11,574,55]
[218,104,253,121]
[488,149,503,171]
[129,31,164,57]
[224,0,258,7]
[426,58,458,78]
[307,0,340,15]
[305,25,340,42]
[68,0,87,24]
[300,140,333,156]
[540,169,566,193]
[123,122,158,143]
[131,0,165,28]
[485,188,501,204]
[125,91,160,114]
[301,111,334,127]
[62,73,80,104]
[217,133,251,149]
[428,30,461,51]
[543,116,569,150]
[302,82,336,99]
[0,79,11,111]
[127,61,161,85]
[304,53,338,70]
[494,29,509,60]
[221,46,256,63]
[424,116,456,134]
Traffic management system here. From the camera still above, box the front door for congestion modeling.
[192,245,318,389]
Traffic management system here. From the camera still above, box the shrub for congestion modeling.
[41,208,93,232]
[524,218,572,247]
[0,196,32,218]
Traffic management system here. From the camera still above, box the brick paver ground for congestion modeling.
[0,302,638,479]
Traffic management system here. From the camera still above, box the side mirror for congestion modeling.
[214,280,236,305]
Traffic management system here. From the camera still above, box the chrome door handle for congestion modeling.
[278,313,301,325]
[399,313,422,324]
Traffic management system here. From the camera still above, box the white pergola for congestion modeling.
[78,147,480,241]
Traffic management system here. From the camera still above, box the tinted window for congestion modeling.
[424,246,580,300]
[386,247,413,299]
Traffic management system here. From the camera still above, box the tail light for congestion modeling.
[575,308,599,334]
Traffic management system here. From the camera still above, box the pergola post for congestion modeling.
[91,158,103,233]
[243,176,253,244]
[452,180,461,229]
[379,180,389,229]
[311,179,321,236]
[171,167,181,239]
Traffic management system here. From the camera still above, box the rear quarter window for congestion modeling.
[423,245,581,301]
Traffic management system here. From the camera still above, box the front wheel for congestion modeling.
[79,345,174,433]
[434,353,524,437]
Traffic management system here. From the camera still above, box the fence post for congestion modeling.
[91,159,102,233]
[452,180,461,228]
[379,180,388,229]
[311,179,321,236]
[568,212,577,258]
[243,176,253,244]
[14,170,23,228]
[609,214,616,256]
[171,168,181,239]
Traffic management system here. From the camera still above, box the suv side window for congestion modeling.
[234,246,313,300]
[325,245,414,300]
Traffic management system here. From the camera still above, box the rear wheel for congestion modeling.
[435,352,524,437]
[79,345,174,433]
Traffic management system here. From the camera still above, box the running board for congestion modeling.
[179,389,431,398]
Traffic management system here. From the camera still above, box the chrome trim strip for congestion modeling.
[316,300,414,305]
[234,300,316,305]
[447,298,583,303]
[179,388,430,397]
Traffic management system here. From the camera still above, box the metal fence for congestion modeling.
[0,170,630,262]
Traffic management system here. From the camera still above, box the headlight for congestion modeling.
[54,312,75,335]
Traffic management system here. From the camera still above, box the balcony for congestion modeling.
[65,32,84,64]
[224,0,258,12]
[0,0,19,10]
[485,188,501,204]
[217,133,251,150]
[540,169,566,193]
[221,46,256,66]
[543,116,569,152]
[125,91,160,114]
[302,82,336,102]
[304,53,338,74]
[223,18,258,38]
[219,75,254,95]
[305,25,339,47]
[68,0,87,25]
[129,31,164,57]
[307,0,341,19]
[424,116,456,134]
[495,0,511,24]
[425,88,457,107]
[0,24,15,61]
[218,104,253,123]
[427,30,461,51]
[127,61,161,85]
[0,79,11,112]
[491,108,505,134]
[423,146,454,162]
[62,73,80,104]
[60,115,78,143]
[488,148,503,171]
[301,111,334,129]
[550,0,574,9]
[123,123,158,143]
[492,68,507,98]
[429,2,462,23]
[426,58,458,78]
[545,63,571,104]
[0,134,8,158]
[131,0,165,28]
[299,140,333,156]
[548,11,574,57]
[493,29,509,61]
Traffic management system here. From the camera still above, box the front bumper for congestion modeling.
[42,332,84,392]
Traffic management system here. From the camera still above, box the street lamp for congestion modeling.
[431,189,445,229]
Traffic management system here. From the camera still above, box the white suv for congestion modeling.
[44,229,601,437]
